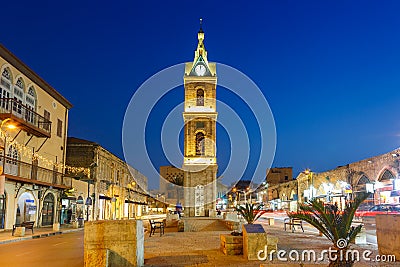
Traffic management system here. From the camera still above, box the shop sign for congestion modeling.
[344,184,352,193]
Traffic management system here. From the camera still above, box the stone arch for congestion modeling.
[379,169,395,182]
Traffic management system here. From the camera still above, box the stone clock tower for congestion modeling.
[182,22,218,217]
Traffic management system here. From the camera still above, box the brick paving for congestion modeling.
[144,219,399,267]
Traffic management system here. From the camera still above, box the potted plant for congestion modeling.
[235,203,265,224]
[288,193,369,267]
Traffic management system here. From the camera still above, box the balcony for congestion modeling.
[0,154,72,189]
[0,98,51,138]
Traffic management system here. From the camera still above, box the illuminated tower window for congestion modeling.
[196,89,204,106]
[195,132,205,156]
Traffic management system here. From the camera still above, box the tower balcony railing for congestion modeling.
[0,154,72,189]
[0,98,51,138]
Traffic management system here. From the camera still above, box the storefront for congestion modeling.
[370,170,400,205]
[16,192,36,223]
[41,193,55,226]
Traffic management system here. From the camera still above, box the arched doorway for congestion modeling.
[0,192,6,229]
[42,193,54,226]
[17,192,36,223]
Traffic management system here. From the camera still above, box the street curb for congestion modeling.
[0,228,84,245]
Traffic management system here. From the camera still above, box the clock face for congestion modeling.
[195,64,206,76]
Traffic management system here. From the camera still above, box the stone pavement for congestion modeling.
[0,224,83,245]
[144,218,399,267]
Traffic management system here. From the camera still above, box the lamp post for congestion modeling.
[0,118,17,175]
[304,169,314,200]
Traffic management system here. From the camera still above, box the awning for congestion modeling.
[124,199,147,205]
[99,195,112,200]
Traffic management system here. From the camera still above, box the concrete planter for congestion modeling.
[242,224,267,260]
[52,223,60,231]
[220,234,243,255]
[84,220,144,267]
[376,214,400,261]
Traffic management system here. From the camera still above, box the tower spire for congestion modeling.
[199,18,203,33]
[196,18,206,59]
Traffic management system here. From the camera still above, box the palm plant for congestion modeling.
[235,203,265,224]
[288,193,370,267]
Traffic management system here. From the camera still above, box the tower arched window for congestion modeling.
[13,78,24,117]
[196,89,204,106]
[195,132,205,156]
[0,68,12,110]
[25,86,37,124]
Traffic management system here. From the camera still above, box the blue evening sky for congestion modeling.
[2,1,400,189]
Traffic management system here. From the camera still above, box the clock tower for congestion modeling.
[182,21,218,217]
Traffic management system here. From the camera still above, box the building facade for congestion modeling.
[258,148,400,211]
[66,137,148,222]
[182,25,218,217]
[266,167,293,185]
[0,44,72,230]
[297,148,400,208]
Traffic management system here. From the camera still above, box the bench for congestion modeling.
[284,218,304,233]
[148,219,165,237]
[12,221,35,236]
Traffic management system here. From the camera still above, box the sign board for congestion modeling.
[28,205,37,215]
[26,199,34,203]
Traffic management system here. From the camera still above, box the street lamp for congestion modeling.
[304,169,314,200]
[0,118,17,176]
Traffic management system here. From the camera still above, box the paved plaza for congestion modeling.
[0,216,397,266]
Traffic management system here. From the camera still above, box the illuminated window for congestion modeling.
[0,68,12,110]
[195,132,205,156]
[25,86,37,124]
[196,89,204,106]
[13,78,24,115]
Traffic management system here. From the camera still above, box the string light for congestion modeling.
[0,129,90,177]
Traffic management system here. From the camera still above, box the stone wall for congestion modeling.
[376,214,400,261]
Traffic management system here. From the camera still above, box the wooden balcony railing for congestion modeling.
[0,98,51,138]
[0,154,71,189]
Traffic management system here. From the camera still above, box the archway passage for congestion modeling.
[380,169,395,181]
[42,193,54,226]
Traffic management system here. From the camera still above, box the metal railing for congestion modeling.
[0,98,51,135]
[0,154,71,188]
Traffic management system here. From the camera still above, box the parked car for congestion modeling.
[355,204,400,219]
